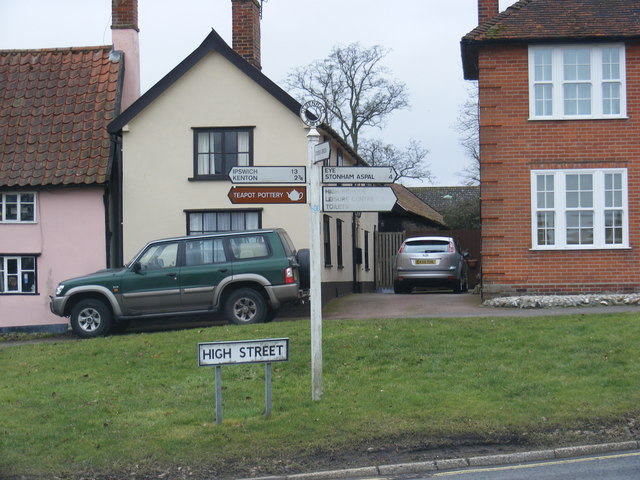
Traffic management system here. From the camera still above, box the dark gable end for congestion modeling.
[461,0,640,79]
[0,47,122,187]
[108,28,301,133]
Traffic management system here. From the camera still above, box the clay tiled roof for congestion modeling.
[391,183,446,227]
[462,0,640,79]
[0,47,122,187]
[410,186,480,215]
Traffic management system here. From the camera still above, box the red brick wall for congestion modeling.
[232,0,261,70]
[478,43,640,297]
[112,0,138,30]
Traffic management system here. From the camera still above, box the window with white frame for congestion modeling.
[531,169,628,249]
[529,44,626,120]
[186,210,260,235]
[193,128,252,178]
[1,193,36,222]
[0,255,37,294]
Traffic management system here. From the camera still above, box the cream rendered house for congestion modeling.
[108,1,379,303]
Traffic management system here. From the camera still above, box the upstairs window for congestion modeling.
[193,128,253,179]
[1,193,36,222]
[529,44,626,120]
[531,169,628,249]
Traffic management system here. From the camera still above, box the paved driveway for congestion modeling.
[320,292,640,319]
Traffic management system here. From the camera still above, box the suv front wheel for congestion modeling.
[224,288,267,325]
[70,299,113,338]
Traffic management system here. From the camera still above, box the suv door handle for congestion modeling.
[218,268,228,273]
[166,273,177,278]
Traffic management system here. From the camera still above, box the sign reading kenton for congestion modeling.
[229,166,306,184]
[198,338,289,366]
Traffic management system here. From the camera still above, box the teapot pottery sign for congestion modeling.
[228,186,307,204]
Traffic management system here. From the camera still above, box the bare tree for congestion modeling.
[285,43,409,153]
[359,139,433,183]
[455,82,480,185]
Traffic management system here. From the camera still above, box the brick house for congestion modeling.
[461,0,640,298]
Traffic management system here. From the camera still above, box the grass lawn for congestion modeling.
[2,312,640,479]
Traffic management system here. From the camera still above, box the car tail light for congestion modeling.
[398,244,406,254]
[284,267,295,284]
[448,241,455,253]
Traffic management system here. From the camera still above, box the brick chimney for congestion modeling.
[232,0,262,70]
[111,0,141,110]
[478,0,499,24]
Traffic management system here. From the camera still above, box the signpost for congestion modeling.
[229,166,306,184]
[322,186,397,212]
[198,338,289,424]
[322,166,395,184]
[227,186,306,204]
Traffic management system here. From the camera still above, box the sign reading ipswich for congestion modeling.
[323,186,397,212]
[229,166,306,184]
[198,338,289,367]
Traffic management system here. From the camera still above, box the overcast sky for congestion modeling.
[0,0,513,186]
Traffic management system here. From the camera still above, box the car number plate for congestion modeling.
[415,259,436,265]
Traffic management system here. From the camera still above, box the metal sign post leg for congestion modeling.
[265,362,272,418]
[215,366,223,425]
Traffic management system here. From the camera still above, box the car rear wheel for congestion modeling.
[224,288,267,325]
[453,274,468,294]
[70,299,113,338]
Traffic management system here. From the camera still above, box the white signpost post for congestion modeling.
[198,338,289,424]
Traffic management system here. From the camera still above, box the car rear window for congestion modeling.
[229,234,271,260]
[404,240,450,253]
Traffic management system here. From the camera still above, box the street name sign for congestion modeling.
[229,166,306,184]
[199,338,289,423]
[322,166,396,184]
[198,338,289,366]
[322,186,397,212]
[228,186,306,204]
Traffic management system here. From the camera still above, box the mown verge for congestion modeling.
[2,313,639,479]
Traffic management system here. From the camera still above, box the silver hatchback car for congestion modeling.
[393,236,469,294]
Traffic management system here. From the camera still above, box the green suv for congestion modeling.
[50,229,309,338]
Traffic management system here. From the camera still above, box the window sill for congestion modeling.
[528,115,629,122]
[530,245,631,251]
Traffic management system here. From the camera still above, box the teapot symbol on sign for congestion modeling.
[287,189,303,202]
